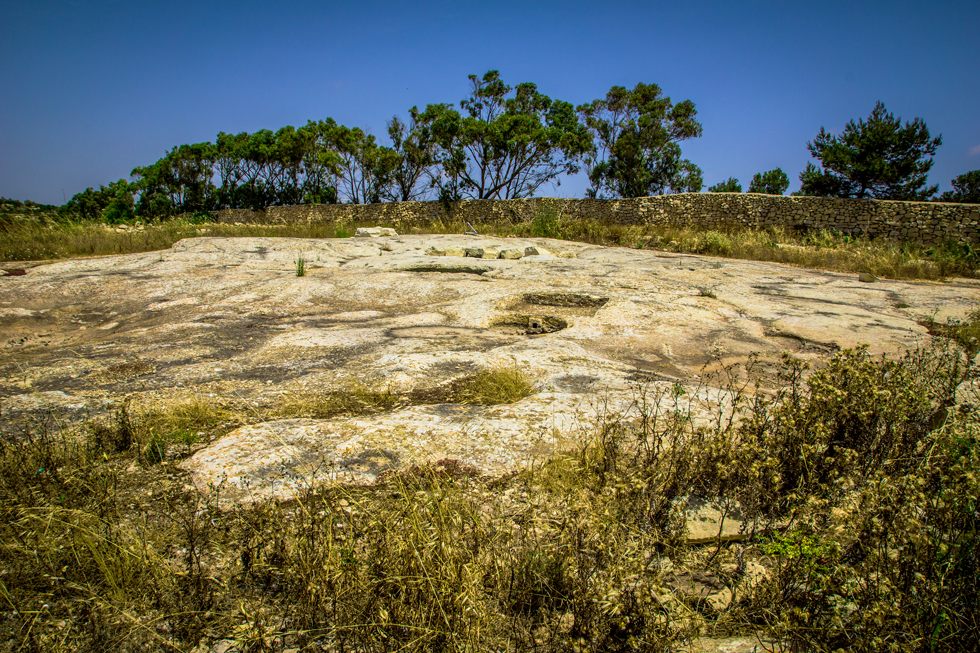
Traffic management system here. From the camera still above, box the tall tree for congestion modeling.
[319,119,399,204]
[939,171,980,204]
[799,102,942,200]
[420,71,592,200]
[748,168,789,195]
[296,120,340,205]
[131,143,216,219]
[64,179,135,222]
[708,177,742,193]
[386,111,438,201]
[578,83,703,198]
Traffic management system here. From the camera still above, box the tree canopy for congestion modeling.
[939,171,980,204]
[417,71,592,200]
[61,73,967,224]
[62,180,135,223]
[577,83,703,198]
[708,177,742,193]
[748,168,789,195]
[799,102,942,200]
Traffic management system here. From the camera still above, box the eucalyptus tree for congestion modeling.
[578,82,703,198]
[386,110,438,201]
[419,70,592,200]
[64,179,135,222]
[297,120,340,205]
[131,142,216,218]
[317,118,400,204]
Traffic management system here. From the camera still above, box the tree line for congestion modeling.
[62,72,979,222]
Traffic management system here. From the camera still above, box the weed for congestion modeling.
[276,367,537,419]
[919,308,980,357]
[141,435,167,465]
[694,230,734,256]
[140,395,237,439]
[698,287,718,299]
[295,254,306,276]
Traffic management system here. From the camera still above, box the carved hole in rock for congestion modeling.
[522,292,609,308]
[389,326,500,339]
[489,314,568,335]
[505,292,609,318]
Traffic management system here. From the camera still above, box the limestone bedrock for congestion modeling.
[1,234,977,502]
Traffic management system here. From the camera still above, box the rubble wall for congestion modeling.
[214,194,980,246]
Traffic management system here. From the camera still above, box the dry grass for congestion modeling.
[492,208,978,280]
[275,383,401,419]
[448,366,537,405]
[275,367,537,420]
[2,336,978,651]
[3,208,977,281]
[0,216,448,262]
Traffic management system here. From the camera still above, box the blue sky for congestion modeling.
[2,0,978,205]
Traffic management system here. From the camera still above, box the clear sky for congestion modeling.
[2,0,978,205]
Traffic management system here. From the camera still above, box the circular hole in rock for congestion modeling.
[489,314,568,336]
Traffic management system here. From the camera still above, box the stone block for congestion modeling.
[444,246,466,257]
[464,247,484,258]
[481,247,501,259]
[524,245,551,257]
[499,247,524,259]
[355,227,398,238]
[426,246,446,256]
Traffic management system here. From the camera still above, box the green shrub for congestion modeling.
[531,204,566,239]
[694,230,733,256]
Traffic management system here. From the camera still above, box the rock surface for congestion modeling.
[2,234,977,501]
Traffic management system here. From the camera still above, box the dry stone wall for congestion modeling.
[214,194,980,246]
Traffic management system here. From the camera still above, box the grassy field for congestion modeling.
[2,203,978,281]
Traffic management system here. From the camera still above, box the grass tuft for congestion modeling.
[448,366,537,405]
[276,383,400,419]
